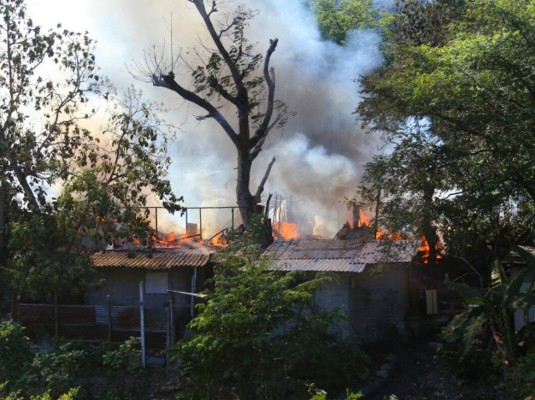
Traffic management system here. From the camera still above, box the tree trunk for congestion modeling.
[236,149,255,226]
[0,180,6,265]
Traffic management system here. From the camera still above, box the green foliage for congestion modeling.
[57,87,184,247]
[443,249,535,365]
[0,0,103,211]
[7,213,97,302]
[309,0,381,45]
[0,384,79,400]
[309,388,363,400]
[175,231,369,399]
[0,321,32,391]
[0,0,182,306]
[100,337,145,400]
[507,349,535,399]
[0,331,146,400]
[31,343,87,399]
[357,0,535,266]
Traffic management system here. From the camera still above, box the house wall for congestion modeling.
[86,267,199,309]
[314,264,409,342]
[349,264,409,342]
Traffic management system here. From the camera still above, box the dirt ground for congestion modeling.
[365,340,509,400]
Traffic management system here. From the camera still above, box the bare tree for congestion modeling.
[138,0,289,227]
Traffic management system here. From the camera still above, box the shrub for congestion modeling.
[31,342,87,398]
[101,337,145,400]
[0,321,33,391]
[175,226,370,399]
[507,349,535,399]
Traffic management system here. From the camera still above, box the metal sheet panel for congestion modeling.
[91,246,213,270]
[270,259,366,273]
[263,238,420,273]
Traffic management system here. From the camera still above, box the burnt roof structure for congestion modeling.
[262,238,421,273]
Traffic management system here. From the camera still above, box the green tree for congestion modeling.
[0,0,102,277]
[357,0,535,267]
[142,0,289,227]
[309,0,381,45]
[0,0,102,213]
[57,88,183,247]
[5,89,184,305]
[0,0,183,307]
[175,227,368,399]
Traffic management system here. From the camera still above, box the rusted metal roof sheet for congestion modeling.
[91,243,213,270]
[263,239,420,273]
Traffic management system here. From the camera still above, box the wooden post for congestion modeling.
[106,295,112,342]
[190,267,197,317]
[166,292,171,367]
[169,293,175,345]
[231,207,235,229]
[199,209,202,240]
[139,281,146,368]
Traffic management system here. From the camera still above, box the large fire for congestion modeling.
[152,230,200,247]
[353,210,442,263]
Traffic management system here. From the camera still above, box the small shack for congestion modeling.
[263,238,421,342]
[86,242,214,345]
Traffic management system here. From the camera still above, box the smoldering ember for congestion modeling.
[1,1,534,400]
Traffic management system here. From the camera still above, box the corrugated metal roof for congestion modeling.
[270,259,366,273]
[263,238,420,273]
[91,243,213,270]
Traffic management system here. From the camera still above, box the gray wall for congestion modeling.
[315,264,409,341]
[86,267,196,309]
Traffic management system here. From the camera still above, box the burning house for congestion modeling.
[262,237,421,341]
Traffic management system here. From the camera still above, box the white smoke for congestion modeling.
[26,0,385,237]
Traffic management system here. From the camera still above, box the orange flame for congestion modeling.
[274,221,300,240]
[209,233,228,246]
[357,209,371,228]
[418,236,443,264]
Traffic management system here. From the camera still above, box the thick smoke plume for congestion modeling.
[27,0,384,237]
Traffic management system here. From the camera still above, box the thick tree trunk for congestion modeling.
[236,149,255,226]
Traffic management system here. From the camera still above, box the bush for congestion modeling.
[175,227,370,399]
[0,321,33,391]
[0,384,79,400]
[31,342,87,399]
[100,337,145,400]
[507,349,535,399]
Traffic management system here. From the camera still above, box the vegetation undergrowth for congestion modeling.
[0,321,145,400]
[173,216,370,399]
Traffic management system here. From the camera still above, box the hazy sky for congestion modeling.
[25,0,384,236]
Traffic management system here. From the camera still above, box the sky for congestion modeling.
[25,0,385,237]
